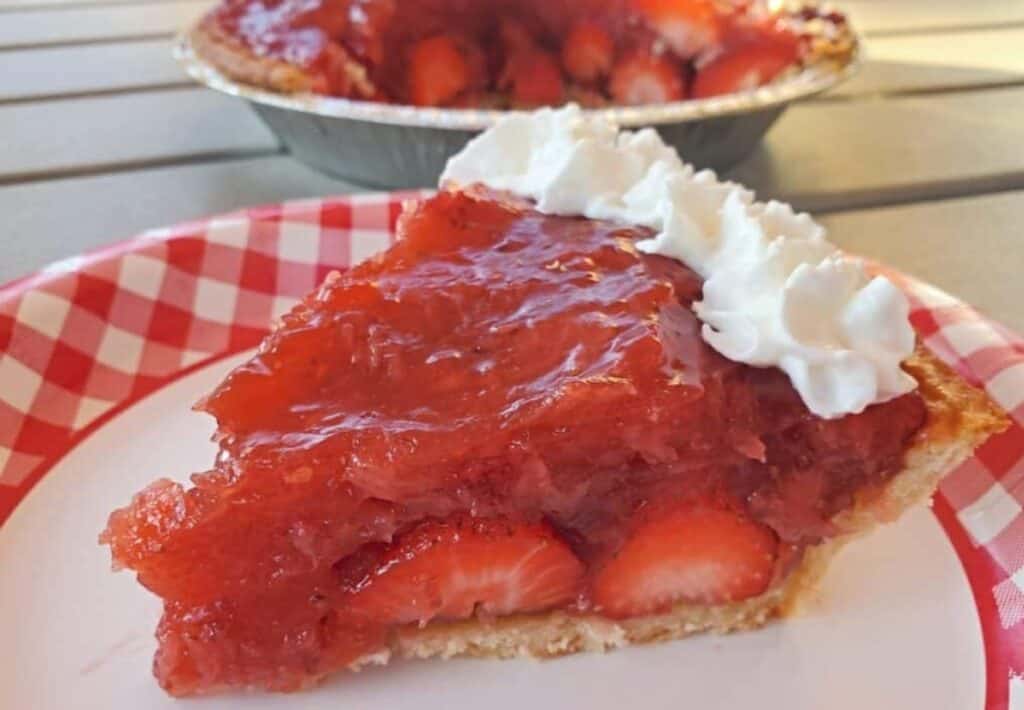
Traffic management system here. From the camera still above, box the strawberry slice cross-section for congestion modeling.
[338,516,586,626]
[593,504,778,618]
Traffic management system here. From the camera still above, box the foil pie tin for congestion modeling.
[174,27,858,189]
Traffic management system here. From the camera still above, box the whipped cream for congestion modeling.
[441,105,917,419]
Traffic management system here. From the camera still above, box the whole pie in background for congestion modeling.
[188,0,855,108]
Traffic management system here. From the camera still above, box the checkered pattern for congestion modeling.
[0,195,1020,703]
[885,275,1024,612]
[0,192,422,515]
[879,269,1024,706]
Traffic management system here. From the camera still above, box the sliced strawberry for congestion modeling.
[608,51,685,105]
[591,504,777,618]
[692,31,800,98]
[632,0,721,58]
[338,516,585,625]
[562,21,615,84]
[407,35,470,107]
[502,50,565,107]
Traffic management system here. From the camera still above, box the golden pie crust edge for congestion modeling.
[189,18,318,94]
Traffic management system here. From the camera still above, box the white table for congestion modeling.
[2,0,1023,332]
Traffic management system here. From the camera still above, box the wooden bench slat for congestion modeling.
[830,27,1024,98]
[842,0,1024,35]
[731,86,1024,212]
[0,88,277,182]
[822,192,1024,333]
[0,1,209,49]
[0,40,187,102]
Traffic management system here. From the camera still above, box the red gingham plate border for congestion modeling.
[0,193,1021,708]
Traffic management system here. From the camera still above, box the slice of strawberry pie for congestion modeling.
[101,107,1006,696]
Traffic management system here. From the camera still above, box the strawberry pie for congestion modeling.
[102,107,1006,696]
[187,0,855,107]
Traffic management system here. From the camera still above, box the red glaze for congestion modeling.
[103,190,924,694]
[206,0,830,106]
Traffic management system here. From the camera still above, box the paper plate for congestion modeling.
[0,193,1022,709]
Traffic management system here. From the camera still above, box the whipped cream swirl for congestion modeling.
[441,105,917,419]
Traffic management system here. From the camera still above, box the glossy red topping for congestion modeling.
[206,0,830,106]
[103,190,924,694]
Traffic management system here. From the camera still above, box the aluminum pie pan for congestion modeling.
[174,29,860,189]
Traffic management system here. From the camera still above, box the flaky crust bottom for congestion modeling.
[349,346,1008,671]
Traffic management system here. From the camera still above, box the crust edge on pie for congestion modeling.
[185,9,858,101]
[188,20,319,94]
[344,346,1008,672]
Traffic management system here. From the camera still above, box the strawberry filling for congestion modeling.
[103,190,925,694]
[207,0,835,106]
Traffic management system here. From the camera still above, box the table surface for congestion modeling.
[2,0,1022,332]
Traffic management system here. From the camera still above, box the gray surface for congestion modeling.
[731,86,1024,212]
[828,60,1021,99]
[864,27,1024,73]
[0,40,187,102]
[842,0,1024,35]
[0,0,208,48]
[0,0,187,7]
[822,190,1024,333]
[0,87,278,182]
